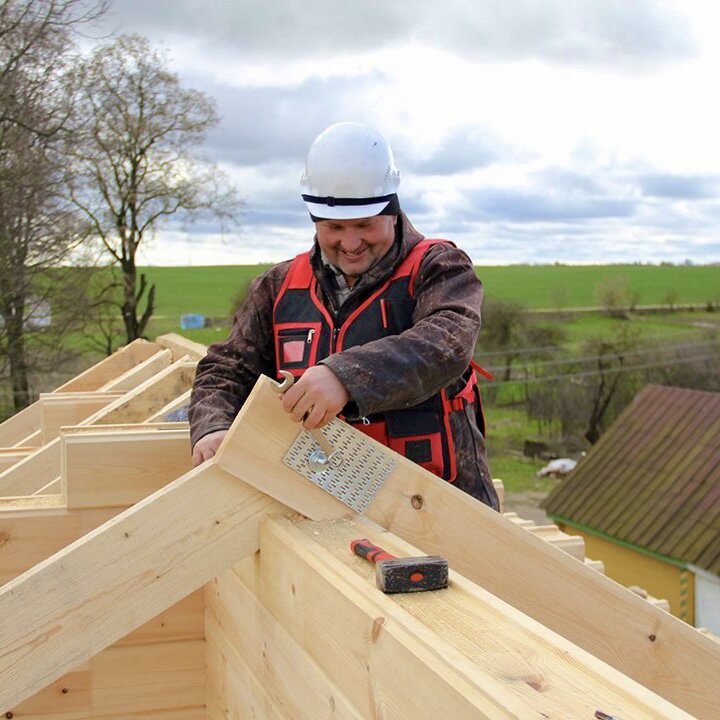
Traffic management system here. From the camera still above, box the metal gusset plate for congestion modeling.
[282,418,395,513]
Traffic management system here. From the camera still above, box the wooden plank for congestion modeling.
[254,516,545,719]
[206,613,295,720]
[207,562,363,720]
[40,392,123,444]
[290,516,691,719]
[9,666,93,717]
[525,523,586,560]
[13,428,41,448]
[32,477,61,495]
[0,506,117,585]
[117,589,205,646]
[0,448,33,473]
[0,463,283,712]
[54,339,164,393]
[63,428,192,509]
[98,348,173,393]
[214,374,720,719]
[493,477,504,511]
[2,425,185,503]
[78,358,196,427]
[62,422,188,434]
[10,640,205,719]
[155,332,208,361]
[0,401,41,447]
[0,494,64,511]
[206,682,227,720]
[145,388,191,422]
[0,439,61,497]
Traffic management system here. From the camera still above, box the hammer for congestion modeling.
[350,538,449,594]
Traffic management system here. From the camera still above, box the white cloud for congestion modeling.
[90,0,720,265]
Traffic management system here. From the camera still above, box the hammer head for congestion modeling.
[375,555,448,593]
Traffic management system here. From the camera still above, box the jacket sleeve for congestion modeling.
[188,265,287,447]
[320,243,482,418]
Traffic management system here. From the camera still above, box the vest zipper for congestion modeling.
[306,328,315,343]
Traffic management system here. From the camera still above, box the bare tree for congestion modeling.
[594,275,631,319]
[0,0,107,411]
[478,298,565,382]
[69,34,240,343]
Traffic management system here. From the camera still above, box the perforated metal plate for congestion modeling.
[282,418,395,513]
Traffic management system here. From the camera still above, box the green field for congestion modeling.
[139,263,720,318]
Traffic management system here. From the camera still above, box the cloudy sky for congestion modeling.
[93,0,720,266]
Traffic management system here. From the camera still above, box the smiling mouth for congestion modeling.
[340,249,367,261]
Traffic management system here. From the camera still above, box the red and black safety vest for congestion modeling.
[272,239,487,482]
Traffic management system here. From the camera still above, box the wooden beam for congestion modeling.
[62,421,189,434]
[145,388,191,423]
[214,375,720,719]
[116,589,204,647]
[32,477,60,495]
[97,348,173,393]
[256,519,664,720]
[0,438,61,497]
[12,428,41,448]
[0,449,33,473]
[0,505,117,585]
[0,401,41,448]
[206,562,364,720]
[63,427,192,509]
[155,332,208,361]
[39,392,124,444]
[78,358,196,426]
[206,612,308,720]
[53,339,164,393]
[284,516,691,719]
[0,494,64,511]
[0,341,167,450]
[0,463,283,712]
[10,640,205,719]
[1,423,188,501]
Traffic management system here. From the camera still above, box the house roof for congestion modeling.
[543,384,720,575]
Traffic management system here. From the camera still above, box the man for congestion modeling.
[189,122,499,509]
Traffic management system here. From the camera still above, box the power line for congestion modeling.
[475,330,716,360]
[480,340,719,375]
[484,352,720,387]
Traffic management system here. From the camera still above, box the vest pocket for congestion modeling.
[385,410,446,479]
[275,322,322,377]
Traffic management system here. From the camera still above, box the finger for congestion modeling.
[280,384,302,414]
[289,394,316,423]
[302,403,326,430]
[314,409,336,429]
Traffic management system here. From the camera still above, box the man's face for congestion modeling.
[315,214,397,281]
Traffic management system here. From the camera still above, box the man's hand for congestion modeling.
[280,365,350,430]
[192,429,228,467]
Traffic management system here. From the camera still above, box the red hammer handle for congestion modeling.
[350,538,396,564]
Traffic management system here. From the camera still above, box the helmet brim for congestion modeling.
[303,198,391,220]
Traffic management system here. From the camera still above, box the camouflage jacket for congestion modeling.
[189,212,499,509]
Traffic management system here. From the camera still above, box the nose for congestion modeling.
[339,234,364,253]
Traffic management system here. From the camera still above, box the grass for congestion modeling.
[486,455,555,494]
[23,263,718,500]
[540,311,716,346]
[126,263,720,318]
[142,265,272,317]
[476,264,720,309]
[483,404,561,493]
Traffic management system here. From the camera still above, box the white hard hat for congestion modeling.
[301,122,401,220]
